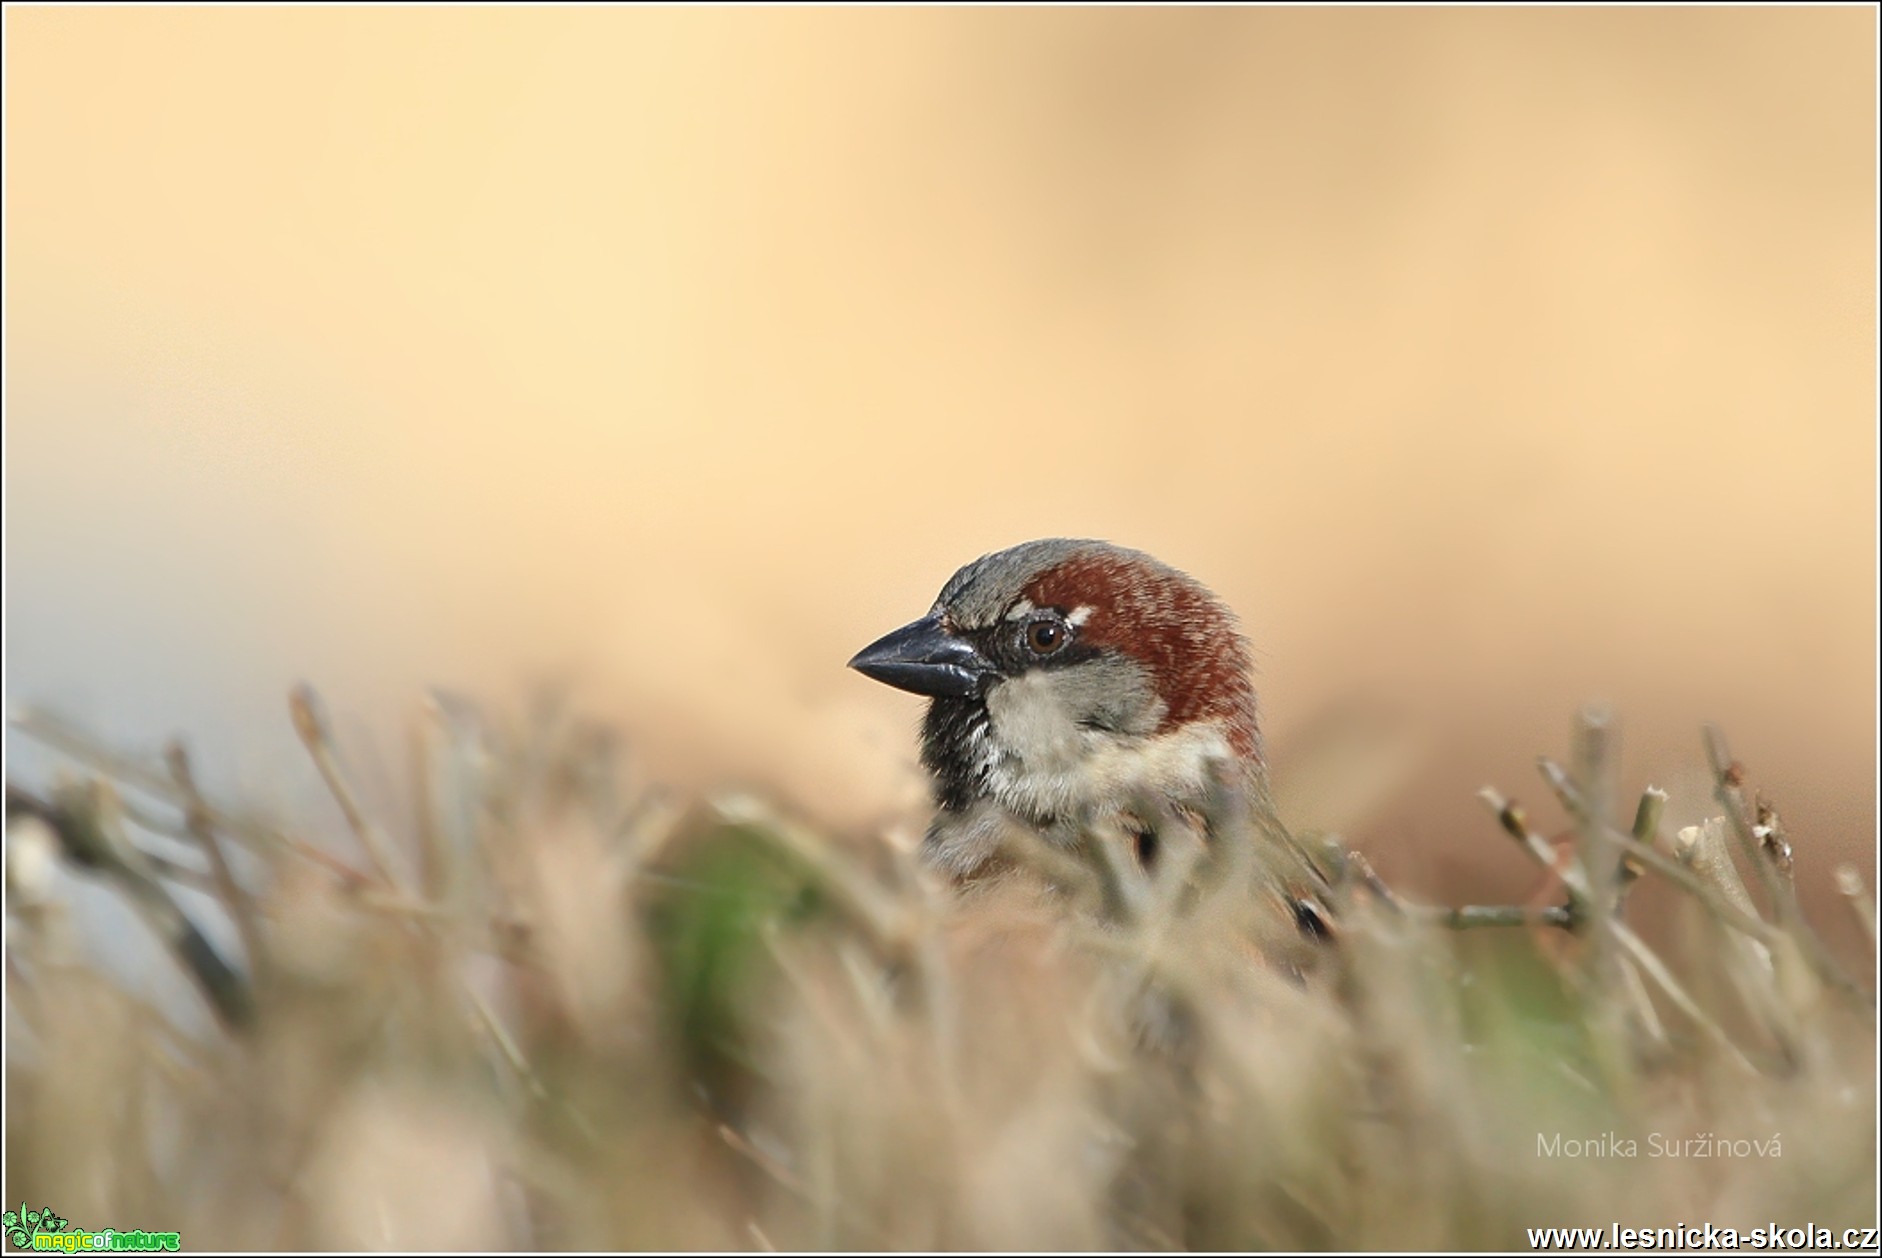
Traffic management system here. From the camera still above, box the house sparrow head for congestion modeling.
[850,539,1264,876]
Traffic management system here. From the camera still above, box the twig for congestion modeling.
[1085,813,1153,928]
[1567,706,1620,909]
[1700,726,1869,1010]
[1420,904,1574,930]
[1611,923,1755,1073]
[1835,866,1877,953]
[1673,818,1761,918]
[1610,790,1671,1049]
[1674,818,1811,1070]
[1619,786,1667,900]
[1535,761,1782,946]
[1563,707,1628,1083]
[718,1122,809,1198]
[290,684,406,892]
[408,716,451,904]
[168,741,269,984]
[1342,848,1407,915]
[1478,789,1586,908]
[466,986,551,1103]
[1477,786,1757,1074]
[11,707,372,887]
[1618,956,1670,1050]
[1701,725,1792,920]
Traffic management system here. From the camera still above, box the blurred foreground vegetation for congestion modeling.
[4,690,1875,1250]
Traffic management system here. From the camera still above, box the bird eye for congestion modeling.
[1026,618,1068,656]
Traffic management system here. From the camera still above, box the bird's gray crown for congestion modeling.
[935,538,1154,629]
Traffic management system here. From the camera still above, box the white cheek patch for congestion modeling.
[1067,605,1094,627]
[985,673,1084,770]
[1003,599,1036,621]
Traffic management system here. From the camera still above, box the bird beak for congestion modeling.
[848,614,996,698]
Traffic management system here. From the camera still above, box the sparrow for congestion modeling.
[849,539,1319,915]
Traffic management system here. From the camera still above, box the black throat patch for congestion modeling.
[920,695,994,815]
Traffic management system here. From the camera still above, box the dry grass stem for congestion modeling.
[4,695,1874,1250]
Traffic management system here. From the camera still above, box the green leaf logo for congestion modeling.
[5,1203,69,1247]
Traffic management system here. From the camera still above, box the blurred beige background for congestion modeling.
[5,9,1875,936]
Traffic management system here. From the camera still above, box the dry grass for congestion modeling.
[4,690,1875,1251]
